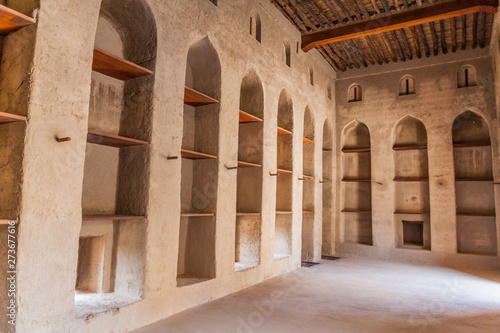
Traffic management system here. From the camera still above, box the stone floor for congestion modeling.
[134,258,500,333]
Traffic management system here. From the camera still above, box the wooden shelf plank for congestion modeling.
[342,179,371,182]
[0,5,35,35]
[455,178,493,182]
[184,87,219,107]
[0,219,17,225]
[87,130,149,148]
[92,48,153,81]
[457,213,495,217]
[237,212,261,216]
[276,211,293,214]
[393,145,427,151]
[453,141,491,148]
[394,178,429,182]
[277,168,293,174]
[181,149,217,160]
[238,161,262,168]
[342,148,370,153]
[0,111,26,125]
[302,174,314,180]
[181,213,215,217]
[323,147,333,152]
[83,215,145,221]
[277,126,292,135]
[239,110,262,123]
[342,209,371,213]
[303,137,314,144]
[394,211,430,215]
[303,210,314,214]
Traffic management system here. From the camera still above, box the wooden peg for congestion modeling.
[56,137,71,143]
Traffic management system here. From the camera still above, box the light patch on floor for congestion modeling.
[134,258,500,333]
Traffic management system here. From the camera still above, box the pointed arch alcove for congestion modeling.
[275,90,293,260]
[302,107,315,261]
[178,37,221,286]
[322,120,334,255]
[341,121,372,246]
[453,111,497,256]
[393,116,430,250]
[235,69,264,272]
[77,0,157,316]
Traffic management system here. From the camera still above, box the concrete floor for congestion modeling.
[134,258,500,333]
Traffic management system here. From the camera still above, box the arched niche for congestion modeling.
[393,116,430,250]
[453,111,496,255]
[457,65,477,88]
[178,37,221,286]
[322,120,334,255]
[341,121,372,245]
[348,84,362,102]
[399,75,415,96]
[275,89,293,259]
[77,0,157,315]
[283,41,291,67]
[250,12,262,43]
[301,107,315,261]
[235,69,264,271]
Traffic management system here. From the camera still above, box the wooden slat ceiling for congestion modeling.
[270,0,495,71]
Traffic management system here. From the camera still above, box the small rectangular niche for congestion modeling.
[177,216,216,286]
[402,220,424,247]
[235,216,261,272]
[76,236,105,293]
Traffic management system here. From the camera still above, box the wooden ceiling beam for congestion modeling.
[297,0,326,29]
[367,35,390,63]
[428,21,440,56]
[339,41,361,68]
[461,15,467,50]
[472,12,478,48]
[331,0,355,22]
[290,0,318,31]
[273,0,308,32]
[348,39,370,66]
[417,25,431,57]
[369,0,382,14]
[389,30,407,61]
[355,0,371,18]
[451,17,457,52]
[478,12,486,48]
[439,20,448,54]
[409,26,422,58]
[302,0,498,52]
[318,0,344,24]
[318,47,342,71]
[321,45,346,70]
[330,44,354,69]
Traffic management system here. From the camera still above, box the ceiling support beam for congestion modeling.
[301,0,498,52]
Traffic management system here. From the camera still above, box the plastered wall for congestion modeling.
[334,49,500,271]
[4,0,336,332]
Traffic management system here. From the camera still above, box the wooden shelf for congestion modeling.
[181,213,215,217]
[303,137,314,144]
[455,178,493,182]
[239,110,262,123]
[456,213,495,217]
[342,179,371,182]
[303,211,314,214]
[342,148,370,153]
[277,168,293,174]
[236,212,261,216]
[276,211,293,214]
[394,178,429,182]
[323,148,333,152]
[87,130,149,148]
[184,86,219,107]
[92,48,153,81]
[0,219,17,225]
[394,211,430,215]
[0,5,35,35]
[453,141,491,148]
[238,161,262,168]
[83,215,145,221]
[342,209,371,213]
[277,126,292,135]
[393,145,427,151]
[302,174,314,180]
[0,112,26,125]
[181,149,217,160]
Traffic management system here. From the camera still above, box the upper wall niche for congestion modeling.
[250,12,261,43]
[457,65,477,88]
[348,84,362,102]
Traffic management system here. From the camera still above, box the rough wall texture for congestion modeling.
[6,0,335,332]
[335,49,500,271]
